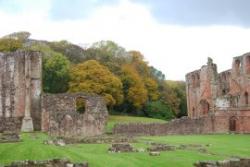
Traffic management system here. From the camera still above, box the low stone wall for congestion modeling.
[0,132,20,143]
[0,117,22,133]
[194,158,250,167]
[113,116,229,136]
[1,159,88,167]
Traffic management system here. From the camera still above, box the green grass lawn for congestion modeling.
[1,133,250,167]
[106,115,167,133]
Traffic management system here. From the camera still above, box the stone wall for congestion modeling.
[186,53,250,134]
[0,50,42,132]
[0,117,22,133]
[41,93,108,137]
[113,113,247,136]
[1,159,88,167]
[113,117,210,136]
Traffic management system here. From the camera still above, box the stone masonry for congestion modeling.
[0,50,108,137]
[41,93,108,137]
[186,53,250,133]
[0,50,42,132]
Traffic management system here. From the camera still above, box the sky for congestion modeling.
[1,0,250,80]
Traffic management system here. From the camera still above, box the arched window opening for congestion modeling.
[229,117,236,132]
[222,73,226,81]
[200,100,210,115]
[235,59,241,74]
[192,107,195,117]
[191,75,196,87]
[244,92,249,106]
[195,74,200,87]
[222,89,226,95]
[246,56,250,74]
[76,97,86,114]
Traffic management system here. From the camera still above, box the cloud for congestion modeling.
[1,0,250,80]
[49,0,118,20]
[135,0,250,27]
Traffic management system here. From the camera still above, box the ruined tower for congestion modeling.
[186,53,250,133]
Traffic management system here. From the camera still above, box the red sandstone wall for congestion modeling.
[0,51,42,131]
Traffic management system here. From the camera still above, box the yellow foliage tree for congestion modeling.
[121,64,148,109]
[144,78,159,101]
[0,38,22,52]
[69,60,124,106]
[129,51,160,101]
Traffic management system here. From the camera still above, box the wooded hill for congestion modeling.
[0,32,187,119]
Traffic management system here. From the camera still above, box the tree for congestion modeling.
[0,38,22,52]
[69,60,123,106]
[166,80,187,117]
[144,100,175,120]
[85,41,131,75]
[144,78,159,101]
[43,53,70,93]
[160,81,187,117]
[121,64,148,110]
[2,31,31,42]
[48,40,86,63]
[129,51,150,77]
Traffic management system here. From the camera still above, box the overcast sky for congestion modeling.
[1,0,250,80]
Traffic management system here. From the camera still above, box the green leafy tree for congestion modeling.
[160,81,187,117]
[43,53,70,93]
[144,100,175,120]
[48,40,86,63]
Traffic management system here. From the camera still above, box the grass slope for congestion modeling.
[1,133,250,167]
[106,115,167,133]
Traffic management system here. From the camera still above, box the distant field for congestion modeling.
[1,133,250,167]
[106,115,167,133]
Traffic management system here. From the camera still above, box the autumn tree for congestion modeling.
[144,78,159,101]
[120,64,148,111]
[0,38,22,52]
[159,81,187,117]
[129,51,160,101]
[84,41,131,75]
[69,60,123,106]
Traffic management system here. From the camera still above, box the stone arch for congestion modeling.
[246,56,250,74]
[61,114,74,136]
[199,99,210,115]
[229,116,237,132]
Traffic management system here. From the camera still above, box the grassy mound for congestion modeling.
[106,115,167,133]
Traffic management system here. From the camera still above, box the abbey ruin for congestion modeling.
[114,53,250,136]
[1,49,250,137]
[186,53,250,133]
[0,50,108,137]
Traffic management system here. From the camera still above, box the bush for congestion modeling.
[144,100,175,120]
